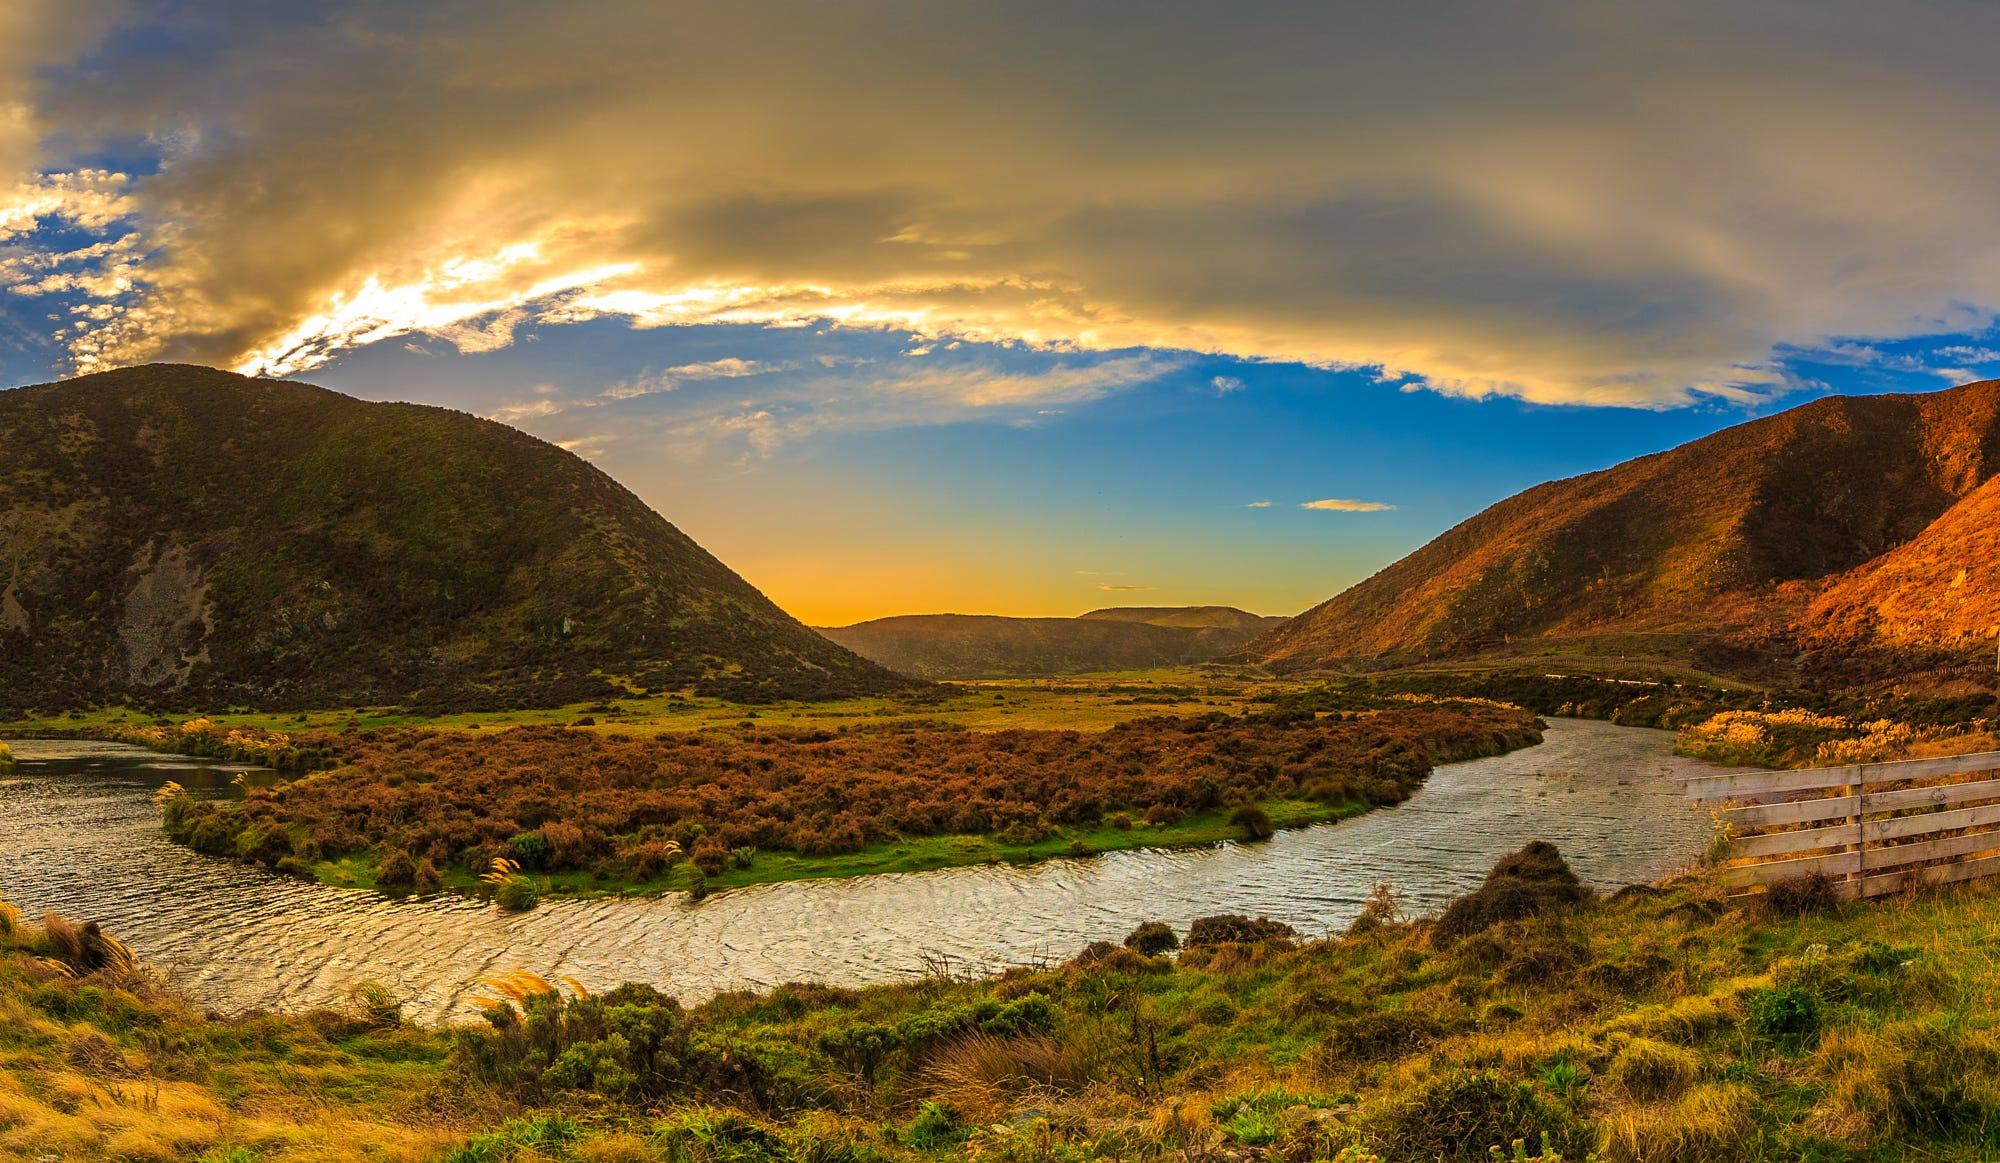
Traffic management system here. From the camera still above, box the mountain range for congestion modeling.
[820,606,1285,679]
[0,365,906,712]
[1241,379,2000,684]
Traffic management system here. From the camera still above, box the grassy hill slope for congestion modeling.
[0,364,907,711]
[1808,472,2000,649]
[1246,380,2000,677]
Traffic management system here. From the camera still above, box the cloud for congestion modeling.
[485,397,565,423]
[1097,583,1156,592]
[489,347,1182,459]
[24,4,2000,405]
[1212,375,1244,394]
[600,357,775,400]
[1302,498,1396,512]
[1245,500,1272,508]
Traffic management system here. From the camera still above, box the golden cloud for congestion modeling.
[1301,499,1396,512]
[16,2,2000,406]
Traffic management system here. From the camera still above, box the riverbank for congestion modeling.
[300,794,1380,898]
[9,842,2000,1161]
[151,701,1542,901]
[2,719,1718,1017]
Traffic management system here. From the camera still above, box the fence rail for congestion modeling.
[1683,749,2000,898]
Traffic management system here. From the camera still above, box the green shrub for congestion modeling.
[907,1101,966,1149]
[436,1114,586,1162]
[1230,803,1276,841]
[507,831,552,870]
[495,875,541,912]
[1745,985,1822,1046]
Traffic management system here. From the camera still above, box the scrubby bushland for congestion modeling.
[17,845,2000,1160]
[1263,673,1762,730]
[1267,671,2000,772]
[161,702,1540,889]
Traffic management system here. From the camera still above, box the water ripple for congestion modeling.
[0,719,1744,1020]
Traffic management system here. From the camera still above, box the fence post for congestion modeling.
[1856,764,1869,895]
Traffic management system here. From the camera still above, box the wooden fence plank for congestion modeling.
[1722,794,1859,829]
[1863,777,2000,814]
[1857,827,2000,871]
[1851,751,2000,782]
[1714,849,1860,888]
[1856,852,2000,899]
[1863,801,2000,844]
[1683,765,1857,804]
[1685,750,2000,805]
[1730,821,1861,860]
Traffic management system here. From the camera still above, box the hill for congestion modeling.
[820,606,1284,678]
[1078,604,1284,631]
[1244,380,2000,677]
[1808,472,2000,649]
[0,364,908,711]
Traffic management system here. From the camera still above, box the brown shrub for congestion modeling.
[181,705,1539,876]
[1432,842,1593,944]
[1184,914,1297,949]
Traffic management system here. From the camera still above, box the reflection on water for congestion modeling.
[0,719,1743,1020]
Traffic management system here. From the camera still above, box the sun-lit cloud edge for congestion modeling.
[1301,498,1396,512]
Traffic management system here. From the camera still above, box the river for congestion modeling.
[0,717,1740,1021]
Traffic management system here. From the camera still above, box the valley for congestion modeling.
[820,607,1287,679]
[15,9,2000,1158]
[10,369,2000,1161]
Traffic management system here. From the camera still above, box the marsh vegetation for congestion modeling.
[148,702,1539,898]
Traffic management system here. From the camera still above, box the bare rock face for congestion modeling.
[119,541,214,687]
[0,571,28,636]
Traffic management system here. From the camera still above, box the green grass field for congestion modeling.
[0,668,1265,740]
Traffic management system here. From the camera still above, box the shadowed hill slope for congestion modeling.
[820,607,1284,678]
[1245,380,2000,674]
[0,364,908,710]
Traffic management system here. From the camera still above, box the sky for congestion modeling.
[8,3,2000,624]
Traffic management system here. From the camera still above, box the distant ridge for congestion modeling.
[821,606,1286,679]
[0,364,909,711]
[1240,379,2000,682]
[1079,605,1281,631]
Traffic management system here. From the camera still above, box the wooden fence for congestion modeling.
[1682,751,2000,898]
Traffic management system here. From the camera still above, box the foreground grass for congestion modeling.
[13,851,2000,1161]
